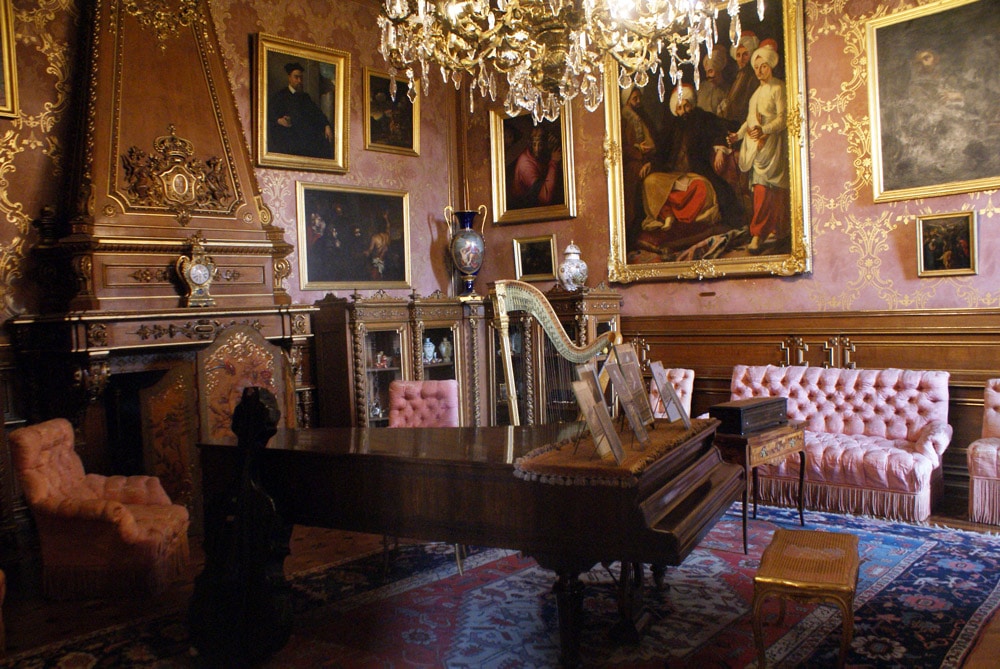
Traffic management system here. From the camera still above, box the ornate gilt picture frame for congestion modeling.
[605,0,811,282]
[255,33,349,173]
[513,234,557,282]
[490,105,577,225]
[0,0,17,119]
[296,182,410,290]
[364,67,419,156]
[867,0,999,202]
[916,211,977,278]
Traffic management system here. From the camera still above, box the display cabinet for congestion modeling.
[487,283,621,426]
[313,291,412,427]
[314,290,485,428]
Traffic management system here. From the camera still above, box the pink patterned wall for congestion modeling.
[211,0,461,305]
[465,0,1000,317]
[0,1,996,321]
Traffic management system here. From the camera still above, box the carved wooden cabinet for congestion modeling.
[486,283,621,426]
[314,291,484,428]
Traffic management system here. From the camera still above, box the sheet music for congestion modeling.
[571,379,624,464]
[603,360,651,448]
[649,361,692,429]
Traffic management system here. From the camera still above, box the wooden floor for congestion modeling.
[1,497,997,660]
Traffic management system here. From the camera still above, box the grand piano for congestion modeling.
[198,416,744,666]
[196,281,744,665]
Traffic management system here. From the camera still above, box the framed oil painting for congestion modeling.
[513,234,557,282]
[916,211,977,277]
[490,105,577,224]
[867,0,1000,202]
[605,0,811,282]
[0,0,17,119]
[296,182,410,290]
[255,33,349,173]
[364,68,419,156]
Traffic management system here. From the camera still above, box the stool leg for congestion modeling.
[752,589,768,668]
[836,597,854,669]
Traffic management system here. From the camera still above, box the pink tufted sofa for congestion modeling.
[967,378,1000,524]
[729,365,953,522]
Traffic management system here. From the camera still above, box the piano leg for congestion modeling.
[553,571,584,668]
[610,561,651,645]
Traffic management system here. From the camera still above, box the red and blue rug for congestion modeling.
[5,504,1000,667]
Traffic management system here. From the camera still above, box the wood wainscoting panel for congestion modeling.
[623,308,1000,500]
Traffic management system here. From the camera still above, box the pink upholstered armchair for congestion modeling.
[10,418,190,599]
[388,380,460,428]
[968,378,1000,524]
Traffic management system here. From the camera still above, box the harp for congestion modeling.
[491,280,620,426]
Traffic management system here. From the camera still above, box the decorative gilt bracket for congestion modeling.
[73,360,111,403]
[780,337,809,367]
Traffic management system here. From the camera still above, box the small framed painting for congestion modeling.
[364,68,419,156]
[916,211,977,278]
[513,234,557,282]
[255,33,349,173]
[296,182,410,290]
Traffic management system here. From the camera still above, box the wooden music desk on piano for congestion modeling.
[199,418,743,667]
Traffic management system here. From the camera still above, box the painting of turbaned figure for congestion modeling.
[607,0,811,282]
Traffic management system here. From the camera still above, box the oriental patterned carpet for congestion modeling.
[5,505,1000,668]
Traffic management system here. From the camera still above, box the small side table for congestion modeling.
[714,421,806,553]
[752,529,859,668]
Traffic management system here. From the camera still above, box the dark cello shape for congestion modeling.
[189,386,293,667]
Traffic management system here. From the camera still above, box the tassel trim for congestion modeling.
[755,475,931,523]
[969,478,1000,526]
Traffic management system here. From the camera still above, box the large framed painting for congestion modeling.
[867,0,1000,202]
[364,68,419,156]
[296,182,410,290]
[255,33,349,173]
[490,106,577,225]
[605,0,811,282]
[0,0,17,119]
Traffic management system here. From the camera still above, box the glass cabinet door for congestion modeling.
[363,327,405,427]
[420,325,458,382]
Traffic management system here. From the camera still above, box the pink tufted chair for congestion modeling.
[648,368,694,418]
[10,418,190,600]
[387,379,464,570]
[388,380,460,428]
[968,379,1000,524]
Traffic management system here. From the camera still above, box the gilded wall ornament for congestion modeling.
[121,125,234,225]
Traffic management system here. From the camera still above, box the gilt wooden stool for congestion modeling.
[752,529,859,668]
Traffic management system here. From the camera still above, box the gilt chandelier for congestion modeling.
[378,0,763,122]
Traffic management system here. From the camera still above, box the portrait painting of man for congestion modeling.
[490,107,577,224]
[868,0,1000,201]
[255,34,349,173]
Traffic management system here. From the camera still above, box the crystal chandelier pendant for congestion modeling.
[377,0,763,121]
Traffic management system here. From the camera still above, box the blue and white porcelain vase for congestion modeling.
[444,204,487,296]
[557,240,588,291]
